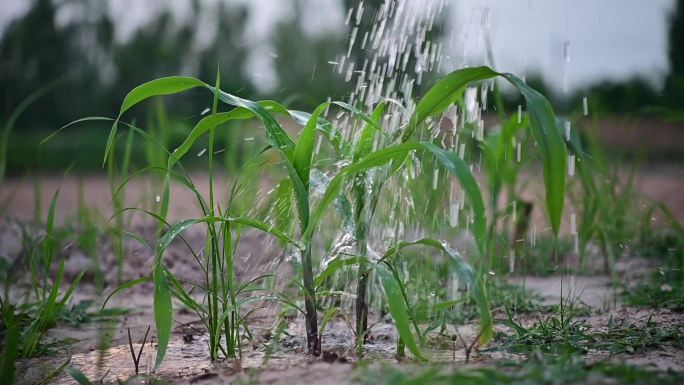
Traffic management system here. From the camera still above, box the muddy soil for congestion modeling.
[12,271,683,384]
[1,173,684,384]
[5,226,683,385]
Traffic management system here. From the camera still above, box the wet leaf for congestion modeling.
[377,264,425,360]
[153,262,172,369]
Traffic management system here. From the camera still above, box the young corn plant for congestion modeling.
[106,72,320,363]
[317,66,568,353]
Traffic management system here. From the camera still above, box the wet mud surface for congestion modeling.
[2,174,684,384]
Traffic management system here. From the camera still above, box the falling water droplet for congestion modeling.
[432,168,439,190]
[449,201,460,227]
[568,154,575,176]
[344,7,353,25]
[512,200,517,222]
[570,212,577,235]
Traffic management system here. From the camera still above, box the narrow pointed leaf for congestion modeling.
[153,262,172,368]
[377,264,425,360]
[501,73,567,235]
[293,102,329,189]
[106,77,206,164]
[378,238,492,345]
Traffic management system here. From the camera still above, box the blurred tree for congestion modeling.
[195,2,253,100]
[1,0,79,130]
[665,0,684,108]
[565,0,682,114]
[272,0,350,108]
[111,11,196,122]
[0,0,259,172]
[582,78,660,114]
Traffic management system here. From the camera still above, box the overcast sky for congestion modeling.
[0,0,675,92]
[452,0,674,91]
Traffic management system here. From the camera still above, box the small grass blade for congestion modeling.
[157,217,303,254]
[65,367,94,385]
[101,276,151,310]
[0,306,20,384]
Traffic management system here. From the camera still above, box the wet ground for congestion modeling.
[2,173,684,384]
[7,246,683,385]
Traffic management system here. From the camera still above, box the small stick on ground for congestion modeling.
[128,325,151,374]
[454,326,486,364]
[98,368,110,384]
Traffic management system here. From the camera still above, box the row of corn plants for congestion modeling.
[99,65,567,366]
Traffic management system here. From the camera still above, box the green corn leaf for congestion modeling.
[304,143,413,241]
[153,262,172,368]
[289,109,350,156]
[293,102,330,189]
[204,86,312,236]
[290,100,383,159]
[378,238,492,345]
[314,256,370,288]
[405,66,498,141]
[160,108,254,223]
[409,66,566,236]
[209,86,295,159]
[106,76,206,165]
[501,73,566,235]
[377,264,425,360]
[354,100,388,162]
[167,110,254,168]
[119,77,205,116]
[425,143,487,255]
[305,142,486,257]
